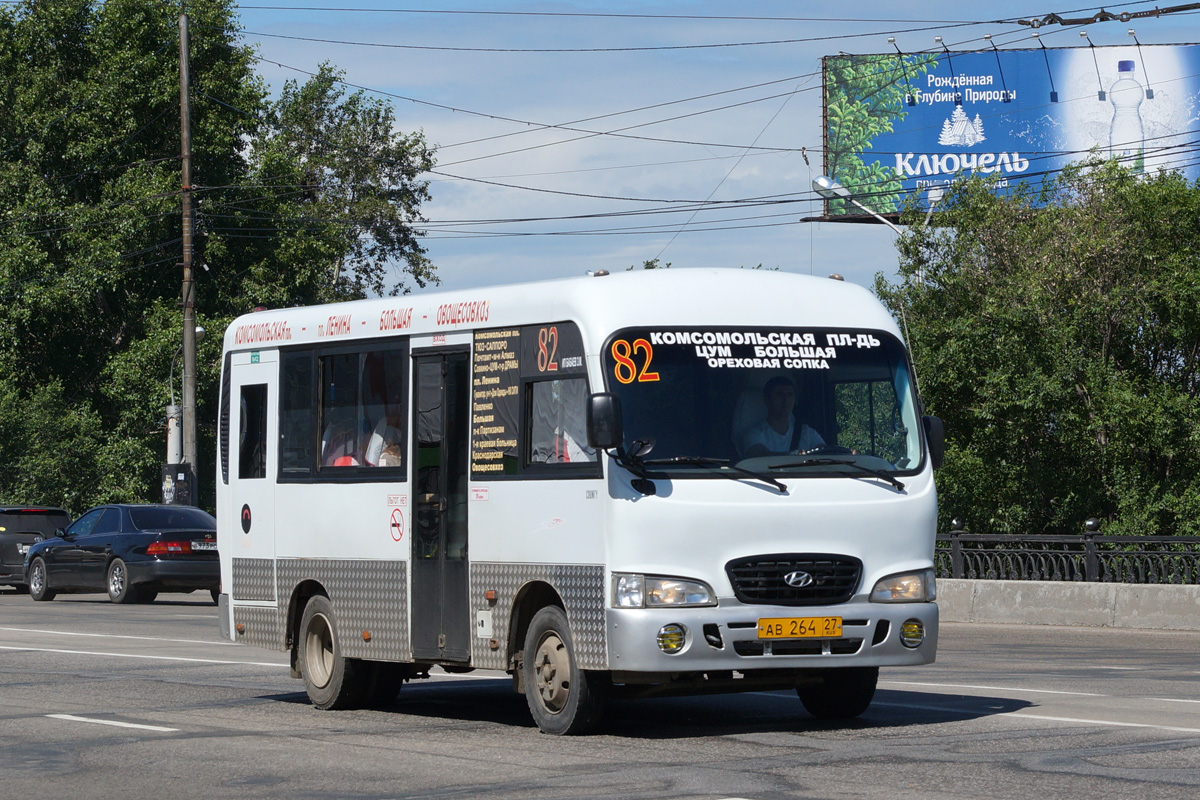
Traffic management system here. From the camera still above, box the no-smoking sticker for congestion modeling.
[390,508,405,541]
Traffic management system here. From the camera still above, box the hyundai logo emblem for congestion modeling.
[784,570,814,588]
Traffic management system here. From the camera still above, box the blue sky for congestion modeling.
[231,1,1200,295]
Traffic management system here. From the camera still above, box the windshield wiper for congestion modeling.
[641,456,787,493]
[769,457,905,491]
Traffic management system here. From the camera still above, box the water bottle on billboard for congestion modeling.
[1109,60,1144,172]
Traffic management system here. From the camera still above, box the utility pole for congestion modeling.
[179,9,198,498]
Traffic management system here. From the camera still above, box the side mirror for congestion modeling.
[587,393,623,450]
[922,415,945,470]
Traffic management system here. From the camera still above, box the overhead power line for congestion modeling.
[234,19,987,54]
[237,6,992,24]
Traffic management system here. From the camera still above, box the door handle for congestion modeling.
[419,493,447,511]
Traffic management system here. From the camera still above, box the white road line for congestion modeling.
[872,701,1200,735]
[0,645,282,667]
[1010,712,1200,735]
[0,626,236,646]
[47,714,179,732]
[880,679,1105,697]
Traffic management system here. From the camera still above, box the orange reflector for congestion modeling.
[484,590,497,602]
[362,631,372,642]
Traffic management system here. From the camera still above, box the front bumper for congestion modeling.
[127,558,220,590]
[606,597,938,673]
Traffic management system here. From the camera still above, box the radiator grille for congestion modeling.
[726,554,862,606]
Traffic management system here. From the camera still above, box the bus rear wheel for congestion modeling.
[796,666,878,720]
[522,606,607,735]
[299,595,364,710]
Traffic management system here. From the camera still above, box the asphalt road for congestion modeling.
[1,586,1198,799]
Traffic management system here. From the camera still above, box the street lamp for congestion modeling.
[811,175,903,233]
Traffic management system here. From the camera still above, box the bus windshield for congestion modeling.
[602,327,923,477]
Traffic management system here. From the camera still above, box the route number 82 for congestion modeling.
[611,338,660,384]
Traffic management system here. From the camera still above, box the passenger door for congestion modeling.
[229,354,278,588]
[410,350,471,662]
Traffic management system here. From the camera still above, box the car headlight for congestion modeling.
[612,573,716,608]
[870,568,936,603]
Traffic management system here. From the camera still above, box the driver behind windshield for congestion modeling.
[741,375,825,457]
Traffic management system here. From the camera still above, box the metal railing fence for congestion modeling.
[935,527,1200,584]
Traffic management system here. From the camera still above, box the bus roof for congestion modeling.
[222,268,902,353]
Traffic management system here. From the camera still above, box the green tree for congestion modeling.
[0,0,434,512]
[824,53,935,216]
[877,161,1200,536]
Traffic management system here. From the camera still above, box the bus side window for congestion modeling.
[239,384,268,480]
[279,352,314,477]
[320,353,366,467]
[526,377,596,465]
[363,348,407,468]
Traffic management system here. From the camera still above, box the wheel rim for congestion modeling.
[533,630,571,714]
[305,612,335,689]
[31,562,44,593]
[108,563,125,597]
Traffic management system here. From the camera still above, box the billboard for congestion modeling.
[821,44,1200,218]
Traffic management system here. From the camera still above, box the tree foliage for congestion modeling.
[824,54,935,215]
[877,161,1200,535]
[0,0,435,513]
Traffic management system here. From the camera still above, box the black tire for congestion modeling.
[298,595,365,710]
[522,606,607,735]
[107,559,138,604]
[796,667,879,720]
[28,558,55,601]
[210,588,220,605]
[360,661,406,708]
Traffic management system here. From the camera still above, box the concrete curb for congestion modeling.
[938,578,1200,631]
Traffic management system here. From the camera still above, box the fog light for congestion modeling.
[657,623,687,654]
[900,618,924,648]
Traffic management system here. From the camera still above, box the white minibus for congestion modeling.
[217,268,943,734]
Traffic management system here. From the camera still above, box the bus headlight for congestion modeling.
[612,574,716,608]
[870,569,936,603]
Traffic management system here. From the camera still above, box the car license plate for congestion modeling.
[757,616,842,639]
[191,540,217,551]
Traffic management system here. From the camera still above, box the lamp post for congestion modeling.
[165,325,204,504]
[811,175,903,234]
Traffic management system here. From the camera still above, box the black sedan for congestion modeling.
[24,504,219,604]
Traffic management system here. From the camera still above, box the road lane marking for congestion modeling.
[0,626,236,646]
[47,714,178,732]
[0,645,283,667]
[881,679,1105,697]
[873,701,1200,735]
[1009,712,1200,735]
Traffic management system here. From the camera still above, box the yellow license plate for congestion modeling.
[757,616,842,639]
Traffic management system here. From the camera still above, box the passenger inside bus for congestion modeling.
[736,375,825,457]
[365,411,404,467]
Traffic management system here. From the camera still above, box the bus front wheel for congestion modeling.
[298,595,364,710]
[522,606,607,735]
[796,666,878,720]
